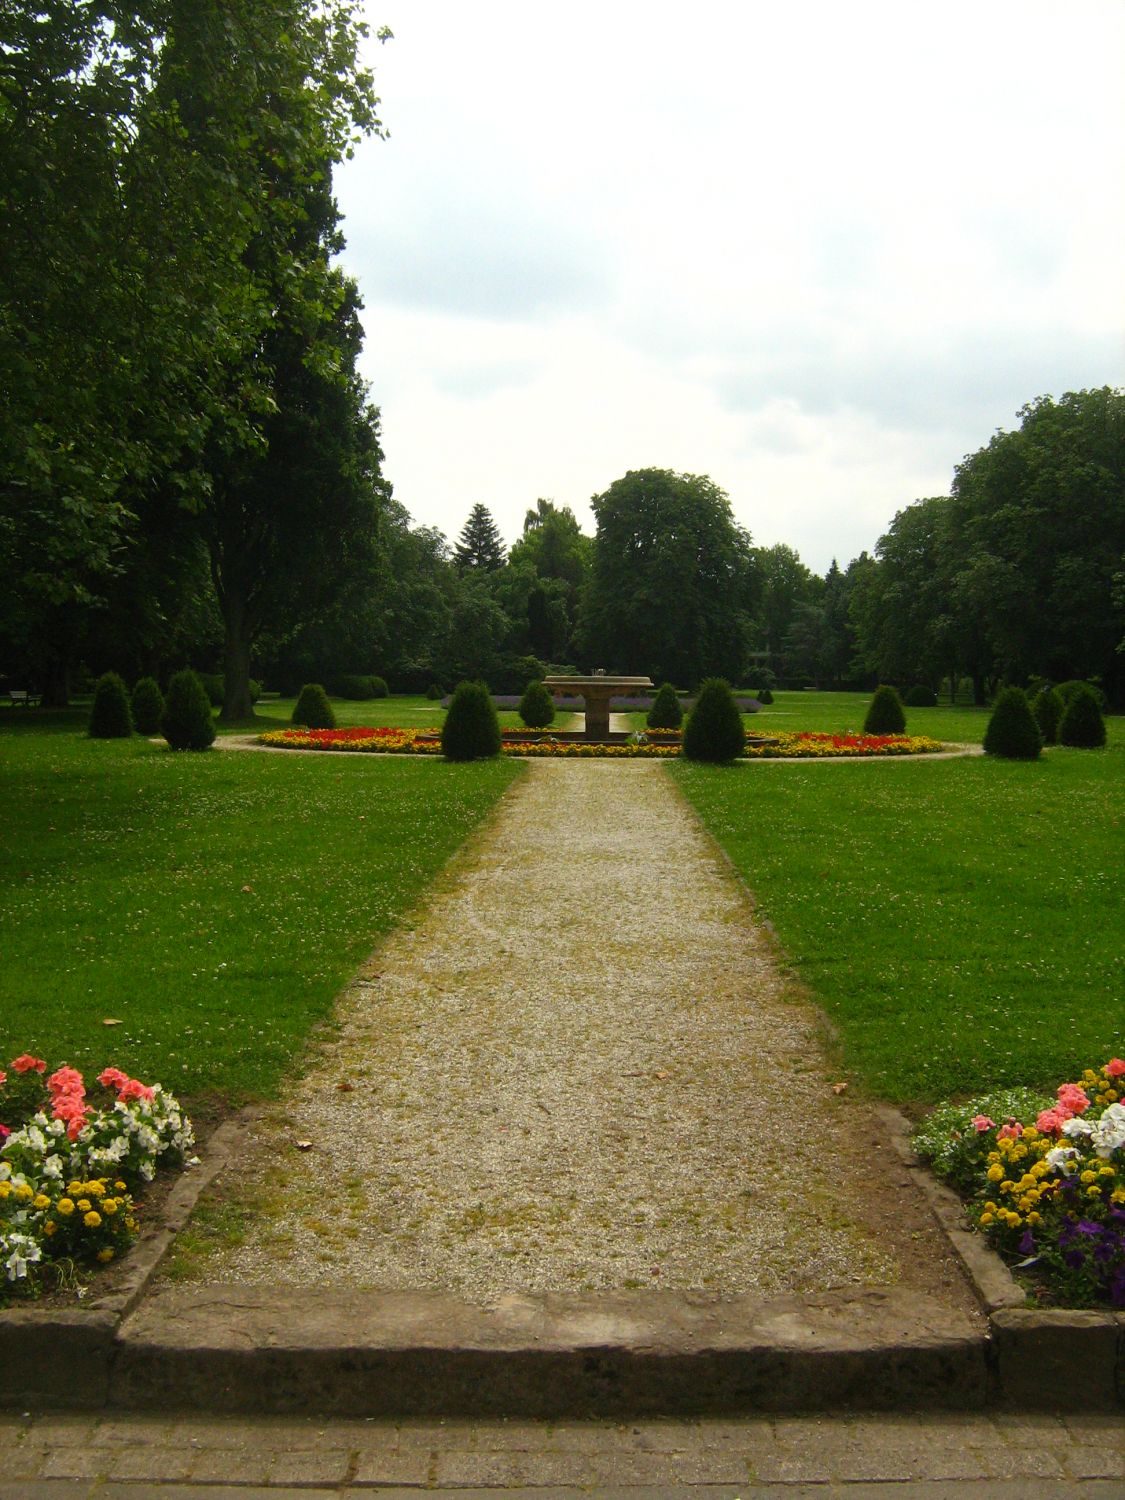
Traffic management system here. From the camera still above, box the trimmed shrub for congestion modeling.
[518,679,555,728]
[426,682,444,700]
[1057,679,1108,712]
[292,683,336,729]
[441,680,501,761]
[983,687,1041,760]
[1058,683,1107,748]
[130,676,165,736]
[646,681,684,729]
[88,672,133,738]
[1032,686,1064,746]
[754,685,773,705]
[863,684,906,735]
[197,672,225,707]
[161,670,216,751]
[904,684,937,708]
[682,678,745,763]
[333,674,389,700]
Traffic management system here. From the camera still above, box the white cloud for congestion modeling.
[337,0,1125,572]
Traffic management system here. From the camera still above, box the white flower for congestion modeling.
[1044,1146,1079,1175]
[3,1231,42,1282]
[1092,1102,1125,1159]
[1061,1117,1093,1139]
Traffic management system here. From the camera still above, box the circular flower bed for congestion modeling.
[258,727,945,759]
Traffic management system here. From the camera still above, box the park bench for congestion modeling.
[5,689,42,708]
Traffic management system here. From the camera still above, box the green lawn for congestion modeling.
[671,700,1124,1108]
[0,721,520,1107]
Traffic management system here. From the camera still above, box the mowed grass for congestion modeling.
[671,700,1124,1108]
[0,721,520,1107]
[219,693,582,735]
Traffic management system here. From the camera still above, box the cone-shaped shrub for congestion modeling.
[426,682,444,700]
[863,684,906,734]
[292,683,335,729]
[441,680,501,761]
[755,685,773,705]
[1058,683,1106,748]
[518,678,555,728]
[983,687,1041,760]
[89,672,133,738]
[1057,679,1107,711]
[130,676,165,736]
[682,678,745,763]
[162,669,215,751]
[904,684,937,708]
[1032,686,1064,745]
[646,681,684,729]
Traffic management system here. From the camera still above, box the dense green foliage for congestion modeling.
[161,670,216,751]
[646,682,684,729]
[1032,686,1064,745]
[518,679,555,728]
[333,674,388,700]
[1057,679,1108,711]
[672,716,1125,1102]
[0,722,518,1102]
[581,470,752,685]
[292,684,336,730]
[441,681,502,761]
[682,679,745,763]
[904,684,938,707]
[1058,684,1107,748]
[130,677,165,737]
[863,685,906,734]
[88,673,133,739]
[982,687,1042,760]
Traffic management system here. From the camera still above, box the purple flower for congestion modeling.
[1018,1230,1036,1256]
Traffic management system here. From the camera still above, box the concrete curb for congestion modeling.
[5,1101,1122,1415]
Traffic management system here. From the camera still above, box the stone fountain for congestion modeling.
[542,672,655,740]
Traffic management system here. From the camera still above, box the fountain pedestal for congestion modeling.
[542,675,655,740]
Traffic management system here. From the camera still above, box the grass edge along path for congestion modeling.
[0,732,522,1109]
[669,741,1124,1110]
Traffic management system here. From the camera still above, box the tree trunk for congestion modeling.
[40,649,71,708]
[219,592,255,723]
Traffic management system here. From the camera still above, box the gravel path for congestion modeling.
[189,760,971,1304]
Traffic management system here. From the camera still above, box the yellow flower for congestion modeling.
[76,1198,92,1213]
[1022,1126,1038,1141]
[102,1199,118,1214]
[44,1221,57,1236]
[979,1211,994,1225]
[125,1216,137,1231]
[14,1183,33,1202]
[0,1182,11,1199]
[1086,1186,1101,1198]
[96,1248,114,1263]
[67,1181,83,1196]
[57,1198,74,1216]
[83,1210,102,1228]
[33,1193,50,1210]
[115,1180,127,1192]
[1080,1171,1096,1185]
[86,1180,105,1198]
[986,1164,1004,1182]
[1098,1166,1115,1178]
[1028,1212,1042,1225]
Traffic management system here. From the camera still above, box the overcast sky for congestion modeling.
[334,0,1125,575]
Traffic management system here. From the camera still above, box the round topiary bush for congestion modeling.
[682,678,745,763]
[518,678,555,728]
[904,684,937,708]
[441,680,501,761]
[1058,683,1106,748]
[426,682,444,700]
[1057,679,1108,711]
[130,676,165,736]
[1032,686,1064,746]
[755,685,774,705]
[863,685,906,735]
[646,681,684,729]
[982,686,1041,760]
[161,669,216,751]
[292,683,336,729]
[88,672,133,738]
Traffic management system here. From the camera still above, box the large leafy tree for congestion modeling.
[580,469,752,685]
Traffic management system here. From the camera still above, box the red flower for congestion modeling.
[10,1055,46,1074]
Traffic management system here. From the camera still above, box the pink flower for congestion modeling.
[997,1122,1022,1140]
[10,1055,46,1075]
[0,1123,9,1142]
[1036,1107,1071,1136]
[47,1065,85,1099]
[1105,1058,1125,1079]
[97,1067,129,1091]
[970,1114,996,1133]
[1057,1083,1090,1115]
[0,1070,6,1088]
[118,1078,155,1103]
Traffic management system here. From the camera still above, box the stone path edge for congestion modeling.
[3,1060,1121,1417]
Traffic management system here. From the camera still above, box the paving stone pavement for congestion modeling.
[0,1410,1122,1497]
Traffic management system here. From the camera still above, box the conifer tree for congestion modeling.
[454,504,506,572]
